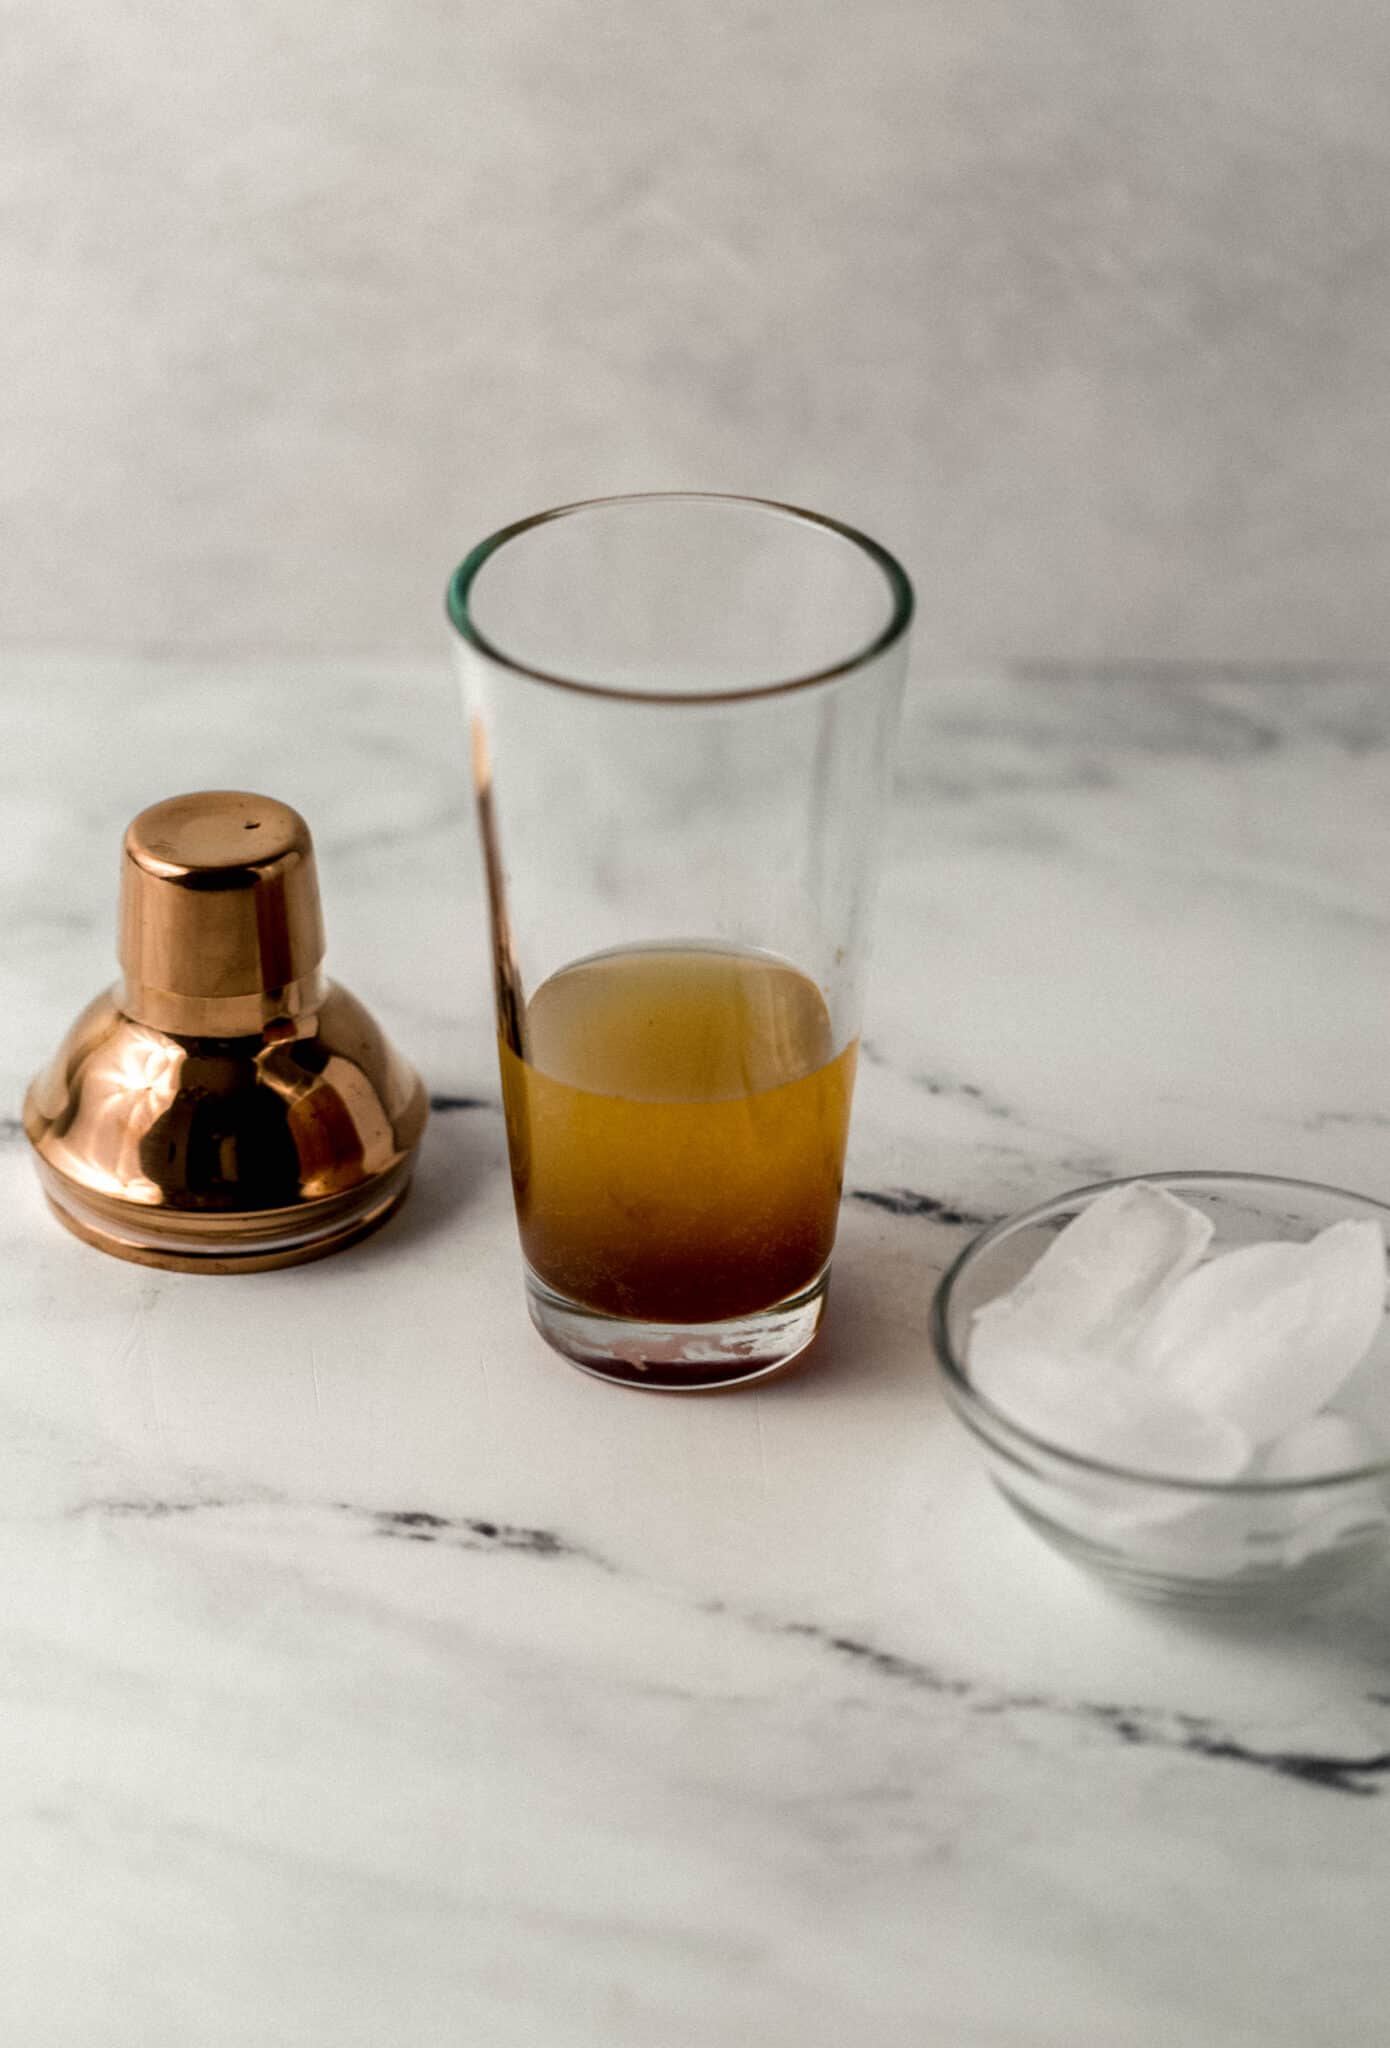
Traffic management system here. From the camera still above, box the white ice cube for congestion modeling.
[1332,1313,1390,1439]
[1132,1219,1387,1443]
[971,1344,1249,1482]
[1243,1411,1390,1567]
[1250,1410,1387,1481]
[970,1182,1213,1376]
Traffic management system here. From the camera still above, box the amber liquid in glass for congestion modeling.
[499,944,857,1324]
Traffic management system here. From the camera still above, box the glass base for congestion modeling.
[524,1264,829,1392]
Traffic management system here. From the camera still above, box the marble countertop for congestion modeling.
[3,657,1389,2046]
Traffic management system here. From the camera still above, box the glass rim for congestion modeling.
[444,491,915,706]
[930,1169,1390,1495]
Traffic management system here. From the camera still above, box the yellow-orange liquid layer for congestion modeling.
[500,945,857,1323]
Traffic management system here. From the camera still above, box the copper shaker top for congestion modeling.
[120,792,327,1035]
[25,789,429,1273]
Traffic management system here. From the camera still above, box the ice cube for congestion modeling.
[970,1182,1213,1374]
[1132,1219,1387,1443]
[1333,1313,1390,1439]
[1240,1411,1390,1567]
[1249,1410,1387,1481]
[971,1343,1249,1481]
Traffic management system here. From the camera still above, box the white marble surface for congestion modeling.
[3,657,1390,2044]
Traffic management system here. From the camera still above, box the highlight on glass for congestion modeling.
[448,493,913,1391]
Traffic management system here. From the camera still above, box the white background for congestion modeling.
[5,0,1390,666]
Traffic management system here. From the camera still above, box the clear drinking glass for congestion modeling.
[447,493,912,1391]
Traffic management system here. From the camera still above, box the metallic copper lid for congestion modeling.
[119,791,327,1034]
[24,791,429,1272]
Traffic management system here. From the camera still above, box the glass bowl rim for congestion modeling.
[445,491,914,706]
[931,1169,1390,1496]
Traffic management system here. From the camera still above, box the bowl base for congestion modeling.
[1003,1485,1388,1610]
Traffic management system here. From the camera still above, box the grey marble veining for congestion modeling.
[2,658,1390,2044]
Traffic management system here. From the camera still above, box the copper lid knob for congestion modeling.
[25,791,429,1273]
[119,791,328,1035]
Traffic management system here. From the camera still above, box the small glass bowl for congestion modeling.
[931,1172,1390,1606]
